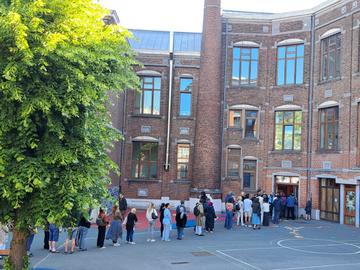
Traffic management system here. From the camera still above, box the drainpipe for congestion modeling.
[165,32,174,171]
[307,14,316,199]
[220,19,229,183]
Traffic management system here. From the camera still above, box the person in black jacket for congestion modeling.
[119,193,128,217]
[159,203,165,237]
[175,207,187,240]
[205,201,217,233]
[125,208,138,244]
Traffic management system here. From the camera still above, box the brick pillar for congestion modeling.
[192,0,222,192]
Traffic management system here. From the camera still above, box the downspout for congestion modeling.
[307,14,316,199]
[220,19,229,185]
[165,32,174,171]
[348,13,354,170]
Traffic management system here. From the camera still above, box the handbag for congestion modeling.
[151,210,158,220]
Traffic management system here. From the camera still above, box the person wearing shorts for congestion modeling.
[64,228,77,254]
[49,223,60,253]
[243,194,252,227]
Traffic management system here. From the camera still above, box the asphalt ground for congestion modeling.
[2,218,360,270]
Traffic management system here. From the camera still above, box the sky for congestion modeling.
[98,0,328,32]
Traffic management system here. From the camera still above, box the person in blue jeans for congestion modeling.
[125,208,138,244]
[162,203,172,241]
[49,223,60,253]
[78,215,91,251]
[175,206,187,240]
[272,194,281,224]
[286,193,296,220]
[26,228,36,257]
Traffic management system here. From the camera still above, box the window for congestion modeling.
[321,34,341,81]
[131,142,158,178]
[319,107,339,150]
[232,47,258,86]
[227,148,241,177]
[135,77,161,115]
[228,110,242,128]
[179,78,192,116]
[243,160,256,190]
[177,144,190,179]
[277,44,304,85]
[275,111,302,151]
[228,109,258,139]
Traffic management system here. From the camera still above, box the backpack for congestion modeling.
[96,217,105,227]
[151,211,158,220]
[193,205,200,216]
[235,203,240,211]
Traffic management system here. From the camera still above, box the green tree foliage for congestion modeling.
[0,0,139,268]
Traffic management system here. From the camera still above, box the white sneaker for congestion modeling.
[151,239,156,242]
[130,242,136,245]
[113,243,120,247]
[147,239,151,242]
[100,246,106,249]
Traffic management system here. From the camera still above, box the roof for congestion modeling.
[129,29,202,54]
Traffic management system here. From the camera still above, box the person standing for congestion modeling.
[43,222,49,250]
[119,193,128,217]
[235,196,244,226]
[224,192,235,230]
[305,197,312,220]
[243,194,252,227]
[205,201,216,233]
[280,193,287,219]
[176,200,186,215]
[286,193,296,220]
[195,202,205,236]
[159,203,165,238]
[106,205,123,246]
[175,205,187,240]
[273,194,281,224]
[162,203,172,241]
[262,197,270,226]
[48,223,60,253]
[78,214,91,251]
[251,197,261,230]
[146,203,158,242]
[96,208,108,249]
[125,208,138,244]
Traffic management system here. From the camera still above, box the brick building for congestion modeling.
[113,0,360,227]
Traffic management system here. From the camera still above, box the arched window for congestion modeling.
[320,29,341,81]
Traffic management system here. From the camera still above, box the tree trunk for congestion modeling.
[9,228,29,270]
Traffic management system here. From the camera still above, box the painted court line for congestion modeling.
[270,262,360,270]
[197,247,248,270]
[216,250,262,270]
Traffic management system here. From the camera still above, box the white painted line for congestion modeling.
[216,250,262,270]
[197,247,248,270]
[270,262,360,270]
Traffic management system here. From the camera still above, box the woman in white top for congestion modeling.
[262,196,270,226]
[243,194,253,227]
[146,203,158,242]
[235,196,244,226]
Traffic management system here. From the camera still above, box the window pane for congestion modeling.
[243,160,256,190]
[320,123,325,149]
[275,125,283,150]
[180,93,191,116]
[135,91,142,114]
[335,49,341,78]
[245,119,256,138]
[329,50,335,79]
[286,59,295,84]
[251,48,259,60]
[277,59,285,85]
[297,45,304,57]
[233,47,240,59]
[241,61,250,84]
[284,111,294,124]
[294,111,302,124]
[284,125,294,150]
[177,164,188,179]
[278,47,286,59]
[227,148,241,177]
[275,111,283,124]
[229,110,241,128]
[242,48,251,59]
[154,77,161,90]
[153,91,160,115]
[232,60,240,84]
[143,77,152,83]
[296,58,304,84]
[250,61,258,84]
[294,125,301,150]
[143,91,152,114]
[180,78,192,91]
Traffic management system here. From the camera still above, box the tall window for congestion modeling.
[131,142,158,178]
[228,109,258,139]
[275,111,302,151]
[232,47,258,86]
[319,107,339,150]
[321,34,341,81]
[227,148,241,177]
[135,76,161,115]
[277,44,304,85]
[177,144,190,179]
[179,78,192,116]
[243,160,256,190]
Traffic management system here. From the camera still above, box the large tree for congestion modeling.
[0,0,138,269]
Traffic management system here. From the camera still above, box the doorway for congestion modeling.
[344,185,356,225]
[275,175,299,197]
[319,178,340,222]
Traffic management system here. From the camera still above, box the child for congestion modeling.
[125,208,138,244]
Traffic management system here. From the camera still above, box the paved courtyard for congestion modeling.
[12,219,360,270]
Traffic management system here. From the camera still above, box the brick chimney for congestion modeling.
[192,0,222,194]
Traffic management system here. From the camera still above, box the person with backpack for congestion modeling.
[146,203,158,242]
[175,205,187,240]
[205,201,216,233]
[194,202,204,236]
[235,196,244,226]
[96,208,108,249]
